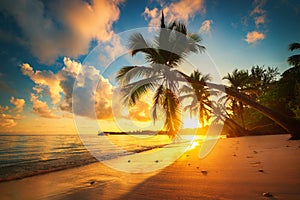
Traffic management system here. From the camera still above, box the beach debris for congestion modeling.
[233,153,237,157]
[155,160,159,163]
[286,145,290,147]
[90,181,95,185]
[258,169,264,173]
[188,163,191,166]
[128,160,131,163]
[201,170,208,175]
[262,192,273,197]
[253,150,258,154]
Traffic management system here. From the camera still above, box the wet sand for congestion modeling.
[0,134,299,200]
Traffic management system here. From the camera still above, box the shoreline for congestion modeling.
[0,134,299,199]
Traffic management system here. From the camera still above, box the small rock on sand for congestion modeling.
[262,192,273,197]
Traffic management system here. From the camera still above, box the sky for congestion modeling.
[0,0,299,134]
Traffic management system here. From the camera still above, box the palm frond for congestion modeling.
[152,84,165,122]
[288,43,300,51]
[116,66,156,86]
[122,76,161,106]
[178,94,195,102]
[128,33,160,63]
[179,85,194,94]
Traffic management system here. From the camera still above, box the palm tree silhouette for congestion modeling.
[116,11,205,137]
[179,70,215,128]
[223,69,249,128]
[288,42,300,67]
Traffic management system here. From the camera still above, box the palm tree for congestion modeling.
[116,11,205,138]
[175,70,300,139]
[223,69,249,128]
[288,42,300,67]
[117,13,300,140]
[179,70,214,128]
[247,66,279,99]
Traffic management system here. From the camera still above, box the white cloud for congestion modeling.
[99,34,126,67]
[199,19,213,34]
[0,0,123,64]
[245,31,265,44]
[143,0,205,27]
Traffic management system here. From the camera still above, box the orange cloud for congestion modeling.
[0,0,123,63]
[245,31,265,44]
[0,98,25,128]
[30,93,59,119]
[21,63,62,104]
[10,97,25,113]
[0,114,18,128]
[250,0,267,16]
[129,101,152,122]
[143,0,205,27]
[254,15,266,27]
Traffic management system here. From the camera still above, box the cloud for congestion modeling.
[22,58,116,120]
[0,0,123,64]
[254,15,266,27]
[143,0,205,27]
[251,0,267,16]
[30,93,59,119]
[99,34,126,68]
[199,19,213,34]
[21,63,62,104]
[22,58,153,122]
[129,101,152,122]
[10,97,25,113]
[0,98,24,128]
[0,114,18,128]
[245,31,265,44]
[72,64,115,120]
[244,0,267,44]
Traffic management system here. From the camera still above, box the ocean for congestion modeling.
[0,134,175,181]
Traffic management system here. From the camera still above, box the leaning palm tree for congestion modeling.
[223,69,249,128]
[288,42,300,67]
[179,70,214,128]
[116,11,205,138]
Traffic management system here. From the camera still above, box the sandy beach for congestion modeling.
[0,134,299,200]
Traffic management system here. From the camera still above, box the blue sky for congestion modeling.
[0,0,299,133]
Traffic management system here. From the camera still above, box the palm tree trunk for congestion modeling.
[177,71,300,139]
[239,102,245,128]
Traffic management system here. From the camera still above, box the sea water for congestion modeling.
[0,134,174,181]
